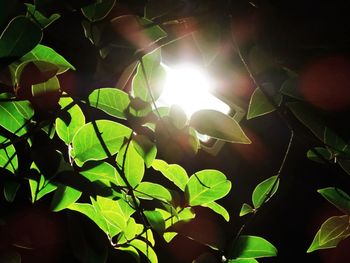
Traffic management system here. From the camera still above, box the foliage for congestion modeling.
[0,1,349,262]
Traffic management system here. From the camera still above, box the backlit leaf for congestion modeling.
[307,215,350,253]
[144,210,166,232]
[80,161,124,186]
[307,147,332,163]
[88,88,130,119]
[94,196,135,231]
[3,180,20,202]
[324,128,347,153]
[0,16,42,59]
[202,201,230,221]
[318,187,350,214]
[136,182,172,202]
[193,22,221,66]
[280,77,303,100]
[25,3,60,28]
[186,170,231,206]
[31,75,60,96]
[232,235,277,259]
[118,218,144,244]
[132,49,166,102]
[56,97,86,145]
[21,44,75,73]
[116,141,144,188]
[72,120,131,166]
[81,0,116,22]
[0,135,18,173]
[29,162,57,203]
[132,135,157,168]
[50,184,82,212]
[287,102,325,141]
[190,110,251,143]
[247,88,275,120]
[130,239,158,263]
[0,101,30,136]
[67,202,117,237]
[13,100,34,120]
[252,176,279,209]
[152,159,188,191]
[239,203,254,217]
[228,259,258,263]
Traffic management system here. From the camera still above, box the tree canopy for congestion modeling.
[1,1,350,262]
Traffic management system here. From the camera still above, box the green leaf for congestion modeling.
[29,162,57,203]
[339,159,350,176]
[190,110,251,143]
[15,60,59,85]
[247,88,275,120]
[0,135,18,173]
[130,239,158,263]
[152,159,188,191]
[135,182,172,202]
[252,176,279,209]
[132,49,166,102]
[139,17,167,47]
[31,75,60,96]
[3,180,20,202]
[186,170,231,206]
[25,3,60,28]
[81,0,116,22]
[307,215,350,253]
[72,120,132,166]
[280,77,303,100]
[307,147,332,163]
[13,100,34,120]
[80,161,124,186]
[324,128,347,153]
[56,97,86,145]
[21,44,75,73]
[132,135,157,168]
[94,196,135,232]
[193,22,221,66]
[0,16,42,59]
[0,101,30,136]
[67,202,119,237]
[144,210,166,232]
[232,235,277,259]
[50,184,82,212]
[117,217,144,244]
[169,105,187,130]
[228,259,258,263]
[116,141,145,188]
[239,203,254,217]
[287,102,325,141]
[318,187,350,214]
[88,88,130,119]
[201,201,230,221]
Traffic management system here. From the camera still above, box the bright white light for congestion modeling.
[156,63,230,118]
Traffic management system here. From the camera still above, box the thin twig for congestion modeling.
[226,131,294,259]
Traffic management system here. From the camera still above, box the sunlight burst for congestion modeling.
[156,64,230,118]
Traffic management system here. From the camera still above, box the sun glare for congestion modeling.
[156,64,230,118]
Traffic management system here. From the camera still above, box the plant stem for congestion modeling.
[226,130,294,259]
